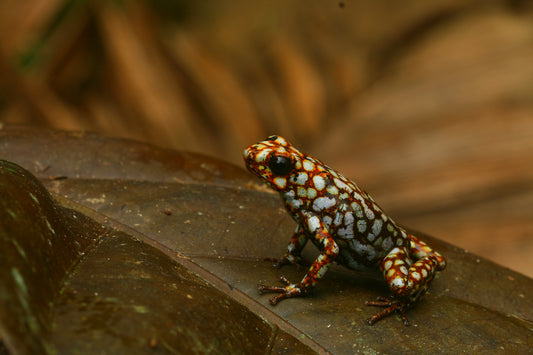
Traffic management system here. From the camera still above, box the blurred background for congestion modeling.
[1,0,532,276]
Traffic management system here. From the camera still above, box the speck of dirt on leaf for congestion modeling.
[29,192,39,204]
[133,305,149,314]
[6,208,17,220]
[12,268,28,296]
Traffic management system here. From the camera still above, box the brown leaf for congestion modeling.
[0,127,531,354]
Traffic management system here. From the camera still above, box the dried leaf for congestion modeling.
[1,128,531,354]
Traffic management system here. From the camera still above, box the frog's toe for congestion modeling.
[258,283,284,294]
[268,293,290,305]
[258,275,293,293]
[365,296,394,306]
[365,297,412,326]
[258,277,309,305]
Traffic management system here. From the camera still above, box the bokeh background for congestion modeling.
[1,0,532,276]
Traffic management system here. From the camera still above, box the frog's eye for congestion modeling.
[268,155,294,176]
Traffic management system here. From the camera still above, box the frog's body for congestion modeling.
[243,135,446,325]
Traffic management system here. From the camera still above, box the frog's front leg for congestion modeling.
[267,225,308,269]
[258,213,339,305]
[366,235,446,325]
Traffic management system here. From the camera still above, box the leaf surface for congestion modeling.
[0,127,531,354]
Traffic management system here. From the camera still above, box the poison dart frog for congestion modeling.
[243,135,446,325]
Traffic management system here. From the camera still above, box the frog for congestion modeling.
[243,135,447,325]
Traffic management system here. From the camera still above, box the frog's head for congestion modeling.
[243,135,319,192]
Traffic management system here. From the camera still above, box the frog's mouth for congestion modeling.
[243,146,282,189]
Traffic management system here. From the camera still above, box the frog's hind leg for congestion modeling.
[366,242,443,325]
[365,246,413,325]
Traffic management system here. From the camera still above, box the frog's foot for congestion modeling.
[258,276,309,305]
[365,296,412,326]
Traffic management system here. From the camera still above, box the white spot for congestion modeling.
[292,147,304,156]
[307,216,321,233]
[421,269,428,278]
[391,277,405,288]
[255,149,271,163]
[339,193,349,200]
[333,213,343,226]
[326,185,339,195]
[400,266,408,275]
[351,202,363,218]
[316,264,330,278]
[372,219,383,236]
[323,216,332,228]
[289,199,303,209]
[344,212,354,226]
[338,225,354,239]
[412,271,421,280]
[334,178,349,190]
[303,160,314,171]
[389,247,401,255]
[357,220,366,233]
[294,172,308,185]
[313,197,336,211]
[367,233,376,242]
[274,177,286,189]
[383,260,393,271]
[382,237,393,250]
[313,175,326,190]
[396,239,404,246]
[348,240,377,261]
[307,188,317,199]
[365,208,375,220]
[276,137,288,145]
[387,223,395,232]
[321,166,335,176]
[297,187,307,197]
[284,190,295,198]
